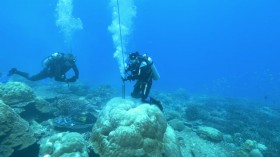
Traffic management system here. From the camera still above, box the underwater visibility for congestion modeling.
[0,0,280,157]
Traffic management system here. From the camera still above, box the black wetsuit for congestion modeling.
[11,54,79,82]
[126,56,153,100]
[125,54,163,110]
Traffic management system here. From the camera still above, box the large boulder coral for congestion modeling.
[0,100,36,157]
[39,132,88,157]
[163,125,183,157]
[0,82,35,105]
[91,97,182,157]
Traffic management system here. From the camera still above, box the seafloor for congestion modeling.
[0,77,279,157]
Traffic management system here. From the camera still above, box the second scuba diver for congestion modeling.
[8,52,79,83]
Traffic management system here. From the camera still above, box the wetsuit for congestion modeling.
[124,53,163,111]
[9,53,79,82]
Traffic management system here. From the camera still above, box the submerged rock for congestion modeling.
[197,126,223,142]
[236,139,267,157]
[168,119,186,132]
[52,116,94,132]
[0,100,36,157]
[34,97,52,113]
[249,149,263,157]
[0,81,35,105]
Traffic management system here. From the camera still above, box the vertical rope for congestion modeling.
[116,0,126,99]
[116,0,126,71]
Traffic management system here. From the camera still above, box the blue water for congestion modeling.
[1,0,280,103]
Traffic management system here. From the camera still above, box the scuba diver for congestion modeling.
[123,51,163,111]
[8,52,79,83]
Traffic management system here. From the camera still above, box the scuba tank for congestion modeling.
[41,52,63,68]
[42,57,51,67]
[144,54,160,80]
[151,63,160,80]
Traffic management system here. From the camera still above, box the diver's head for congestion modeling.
[129,51,139,60]
[128,52,140,67]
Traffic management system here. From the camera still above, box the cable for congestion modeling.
[116,0,126,99]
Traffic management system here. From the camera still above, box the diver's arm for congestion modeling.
[123,71,139,81]
[123,65,136,81]
[138,61,150,78]
[123,75,135,81]
[66,64,79,82]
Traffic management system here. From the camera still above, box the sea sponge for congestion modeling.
[91,97,176,157]
[0,100,36,157]
[0,82,35,105]
[39,132,88,157]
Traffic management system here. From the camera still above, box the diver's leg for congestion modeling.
[142,81,152,100]
[149,97,163,111]
[11,69,30,79]
[131,81,142,98]
[141,81,163,111]
[28,69,49,81]
[141,82,152,102]
[10,68,49,81]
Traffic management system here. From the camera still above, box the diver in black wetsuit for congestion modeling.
[123,51,163,111]
[8,52,79,83]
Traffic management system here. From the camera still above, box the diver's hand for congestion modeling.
[66,76,77,82]
[122,76,132,82]
[122,76,133,81]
